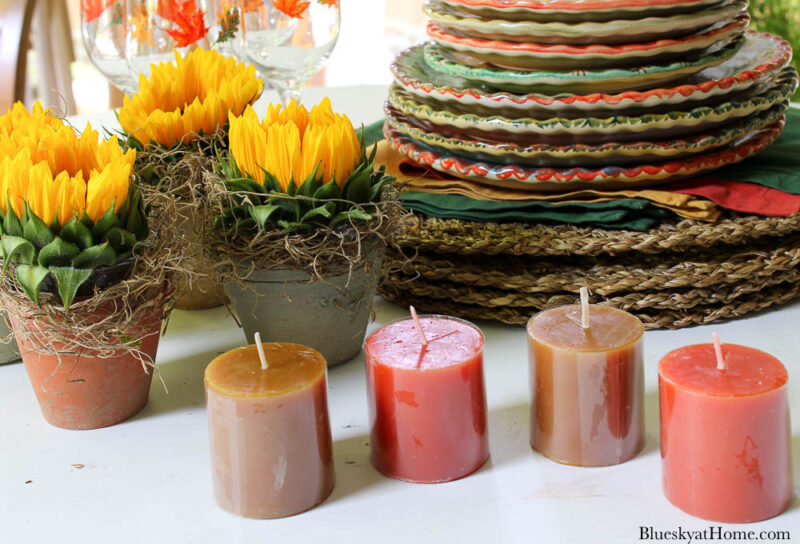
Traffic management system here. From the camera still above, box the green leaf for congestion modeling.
[1,236,35,280]
[72,242,117,268]
[59,217,94,250]
[126,190,149,241]
[261,171,282,193]
[49,267,93,311]
[248,205,281,229]
[3,208,22,237]
[296,174,321,198]
[22,211,54,248]
[343,171,371,204]
[228,179,266,195]
[313,181,341,201]
[91,207,121,239]
[103,227,137,254]
[331,208,373,228]
[38,238,81,267]
[15,264,49,306]
[300,202,336,223]
[272,197,300,221]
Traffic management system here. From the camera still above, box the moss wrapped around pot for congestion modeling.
[207,98,396,366]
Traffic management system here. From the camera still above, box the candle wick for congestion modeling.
[712,332,727,371]
[580,287,591,330]
[416,343,427,369]
[254,332,269,371]
[409,305,429,346]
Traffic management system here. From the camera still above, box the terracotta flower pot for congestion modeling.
[224,241,385,367]
[13,312,162,430]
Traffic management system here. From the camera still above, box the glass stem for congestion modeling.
[272,81,304,107]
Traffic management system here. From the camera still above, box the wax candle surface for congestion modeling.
[205,343,335,519]
[365,316,489,483]
[659,343,792,523]
[528,305,644,466]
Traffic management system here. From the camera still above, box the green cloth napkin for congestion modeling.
[401,192,668,230]
[711,107,800,193]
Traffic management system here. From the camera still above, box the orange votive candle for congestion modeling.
[204,343,335,519]
[527,304,645,466]
[659,342,792,522]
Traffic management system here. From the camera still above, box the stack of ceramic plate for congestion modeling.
[385,0,797,191]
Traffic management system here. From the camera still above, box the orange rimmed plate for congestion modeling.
[384,118,786,191]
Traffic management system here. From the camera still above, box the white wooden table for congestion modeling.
[1,87,798,543]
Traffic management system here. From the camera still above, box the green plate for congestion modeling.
[386,67,799,145]
[423,37,745,93]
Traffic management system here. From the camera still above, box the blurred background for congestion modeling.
[2,0,797,116]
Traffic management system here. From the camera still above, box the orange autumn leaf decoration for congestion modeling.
[131,5,156,46]
[318,0,338,6]
[81,0,117,24]
[274,0,310,18]
[163,0,210,48]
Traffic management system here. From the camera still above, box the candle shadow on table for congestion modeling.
[133,346,242,419]
[641,389,662,457]
[327,434,388,501]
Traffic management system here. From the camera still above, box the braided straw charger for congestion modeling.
[381,213,800,329]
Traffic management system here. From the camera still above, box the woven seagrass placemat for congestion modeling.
[379,279,800,330]
[382,212,800,329]
[393,212,800,257]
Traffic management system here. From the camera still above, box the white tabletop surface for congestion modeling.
[1,86,798,544]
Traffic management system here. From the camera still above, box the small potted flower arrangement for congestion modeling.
[207,98,394,366]
[118,47,262,310]
[0,102,179,430]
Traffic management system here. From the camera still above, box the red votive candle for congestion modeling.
[659,342,792,523]
[365,315,489,483]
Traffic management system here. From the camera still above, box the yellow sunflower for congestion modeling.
[0,102,136,225]
[119,48,263,148]
[228,98,361,192]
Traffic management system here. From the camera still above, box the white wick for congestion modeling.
[580,287,590,330]
[254,332,269,370]
[409,306,429,346]
[712,332,726,371]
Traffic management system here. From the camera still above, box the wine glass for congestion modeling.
[125,0,212,83]
[81,0,138,95]
[241,0,341,105]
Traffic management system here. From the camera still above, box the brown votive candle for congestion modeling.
[205,342,335,518]
[527,304,644,467]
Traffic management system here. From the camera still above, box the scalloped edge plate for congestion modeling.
[385,118,786,191]
[425,0,747,44]
[426,16,749,70]
[390,32,793,113]
[440,0,726,15]
[423,38,743,92]
[385,102,788,166]
[386,68,798,141]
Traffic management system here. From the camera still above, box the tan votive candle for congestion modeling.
[527,303,644,467]
[205,342,335,518]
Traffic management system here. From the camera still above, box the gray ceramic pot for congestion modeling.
[224,241,385,366]
[0,314,20,365]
